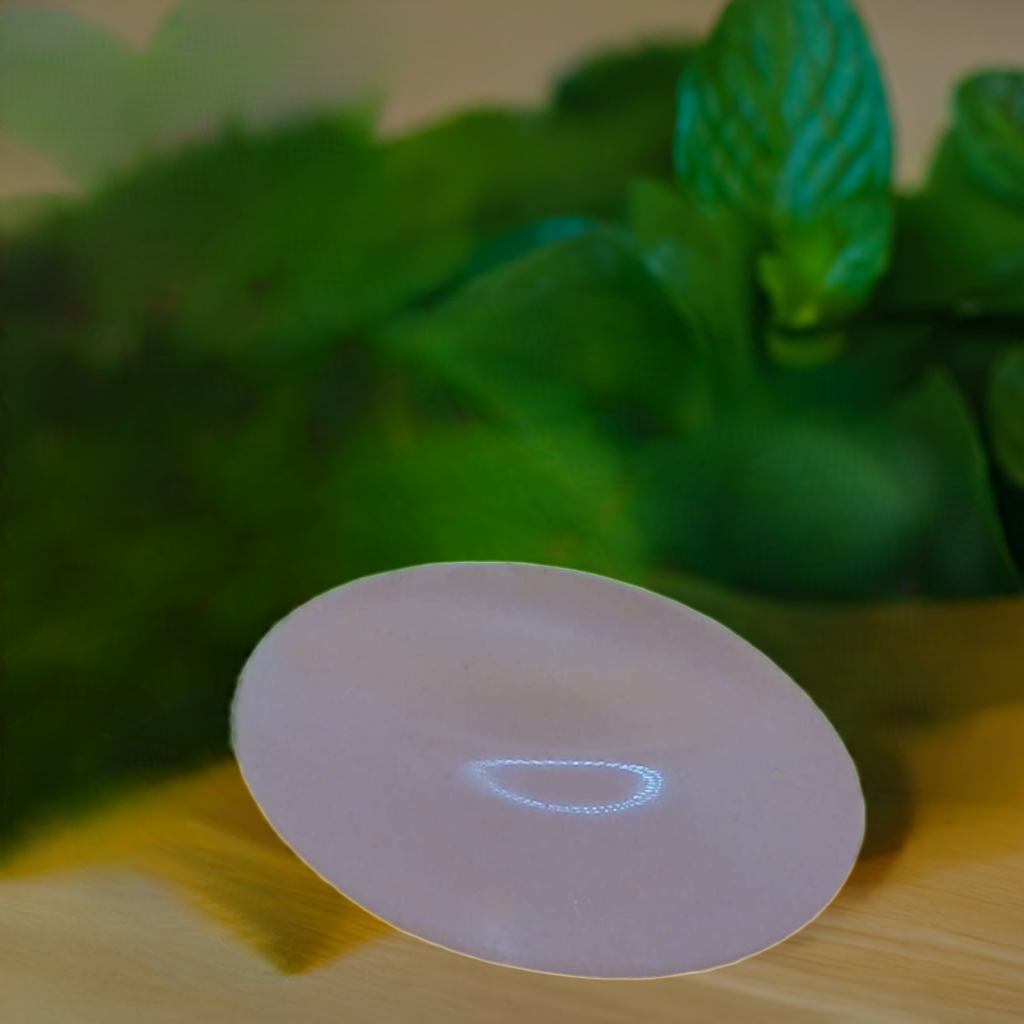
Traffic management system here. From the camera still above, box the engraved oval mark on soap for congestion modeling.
[464,758,664,815]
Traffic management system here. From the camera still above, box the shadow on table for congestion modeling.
[3,573,1021,975]
[647,571,1024,885]
[0,760,392,975]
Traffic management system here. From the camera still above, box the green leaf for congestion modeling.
[674,0,893,330]
[870,371,1020,596]
[633,370,1020,599]
[381,226,701,442]
[988,345,1024,488]
[878,68,1024,315]
[953,70,1024,209]
[447,216,599,289]
[627,177,756,402]
[875,186,1024,315]
[764,319,935,415]
[634,416,928,599]
[329,423,648,584]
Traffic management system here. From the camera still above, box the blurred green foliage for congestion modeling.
[382,226,698,439]
[953,70,1024,209]
[634,371,1018,599]
[2,39,694,850]
[989,346,1024,487]
[879,70,1024,317]
[3,2,1023,856]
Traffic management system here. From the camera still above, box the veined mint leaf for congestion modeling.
[674,0,893,330]
[989,346,1024,488]
[953,70,1024,209]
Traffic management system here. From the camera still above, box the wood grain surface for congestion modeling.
[3,595,1023,1023]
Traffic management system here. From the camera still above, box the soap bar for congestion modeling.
[232,562,864,978]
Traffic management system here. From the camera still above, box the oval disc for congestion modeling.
[232,562,864,979]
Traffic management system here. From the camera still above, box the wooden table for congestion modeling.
[3,594,1023,1023]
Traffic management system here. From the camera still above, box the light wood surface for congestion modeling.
[3,594,1023,1022]
[1,706,1022,1022]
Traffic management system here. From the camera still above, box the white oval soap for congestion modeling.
[231,562,864,978]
